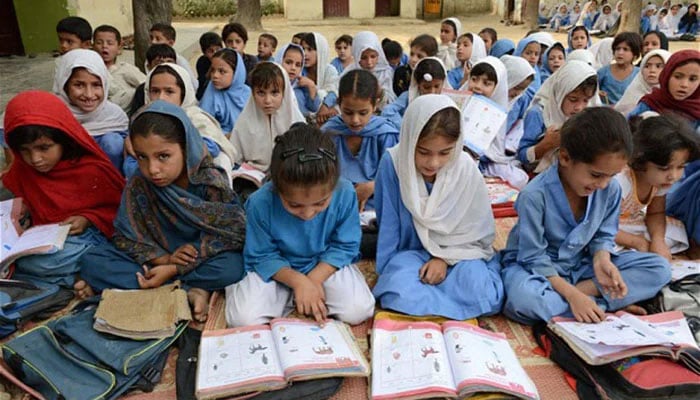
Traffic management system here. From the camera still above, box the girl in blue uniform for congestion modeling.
[597,32,641,105]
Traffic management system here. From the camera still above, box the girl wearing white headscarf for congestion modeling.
[593,4,617,32]
[372,94,503,320]
[589,37,614,69]
[53,49,128,171]
[576,1,598,29]
[300,32,340,125]
[447,33,487,90]
[567,48,596,66]
[549,3,571,30]
[615,49,672,115]
[342,31,396,108]
[437,17,462,69]
[501,55,536,168]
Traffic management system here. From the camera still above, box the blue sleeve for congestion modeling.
[375,154,402,273]
[380,93,408,131]
[243,195,292,282]
[518,107,545,165]
[514,189,559,277]
[448,67,462,90]
[319,184,362,268]
[641,17,650,34]
[203,137,221,158]
[323,92,338,108]
[306,87,321,113]
[627,102,651,119]
[588,182,622,255]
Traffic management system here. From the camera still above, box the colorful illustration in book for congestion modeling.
[421,346,439,358]
[249,344,267,354]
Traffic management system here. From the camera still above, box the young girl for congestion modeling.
[549,3,570,31]
[501,107,671,325]
[502,54,536,136]
[641,31,669,56]
[447,32,487,90]
[489,38,515,58]
[372,94,503,320]
[383,57,448,130]
[277,44,321,117]
[200,48,251,134]
[343,31,397,108]
[567,25,591,53]
[2,91,124,287]
[301,32,340,125]
[615,49,671,115]
[514,36,543,94]
[478,27,497,54]
[331,34,353,74]
[393,34,438,96]
[679,3,698,35]
[52,49,128,171]
[76,101,246,321]
[614,115,699,259]
[593,4,616,32]
[576,1,598,30]
[519,60,600,173]
[221,22,258,77]
[569,3,582,27]
[230,62,304,173]
[597,32,641,105]
[437,17,461,69]
[322,70,399,212]
[225,124,375,326]
[540,42,566,84]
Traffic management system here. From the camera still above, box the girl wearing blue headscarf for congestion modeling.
[515,36,543,96]
[199,48,251,135]
[77,101,247,322]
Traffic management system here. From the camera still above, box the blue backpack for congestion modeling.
[0,279,73,338]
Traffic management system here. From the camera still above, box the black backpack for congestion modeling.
[0,279,73,338]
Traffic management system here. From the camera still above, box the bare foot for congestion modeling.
[623,304,647,316]
[187,288,211,322]
[575,279,600,297]
[73,279,95,299]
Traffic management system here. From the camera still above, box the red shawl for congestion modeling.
[639,49,700,121]
[2,91,125,237]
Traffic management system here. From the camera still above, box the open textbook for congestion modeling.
[670,260,700,281]
[371,319,539,400]
[0,198,70,276]
[442,90,508,157]
[549,311,700,373]
[196,318,369,399]
[231,163,267,188]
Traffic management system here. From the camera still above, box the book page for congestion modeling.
[442,322,539,400]
[196,326,284,396]
[232,163,266,185]
[628,311,698,348]
[442,88,471,110]
[461,94,507,157]
[371,320,455,400]
[0,199,20,260]
[554,314,673,346]
[670,260,700,281]
[360,210,377,228]
[4,224,69,262]
[270,319,366,377]
[505,119,525,154]
[485,178,519,206]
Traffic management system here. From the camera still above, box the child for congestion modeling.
[519,60,600,173]
[344,31,397,108]
[615,49,671,115]
[502,54,536,135]
[372,94,503,320]
[200,48,252,134]
[221,23,258,77]
[501,107,671,325]
[514,36,543,93]
[447,33,487,90]
[569,3,582,27]
[93,25,146,112]
[2,90,124,287]
[393,34,438,96]
[479,27,498,54]
[568,48,596,66]
[277,44,321,117]
[576,1,598,29]
[53,49,128,171]
[383,57,448,130]
[541,42,566,84]
[230,62,304,173]
[195,32,223,100]
[593,4,617,32]
[149,23,198,90]
[331,34,353,74]
[301,32,341,125]
[614,115,699,258]
[597,32,641,105]
[568,26,591,53]
[129,43,177,116]
[382,38,407,69]
[678,3,698,35]
[291,32,306,45]
[76,101,246,322]
[549,3,571,31]
[489,38,515,58]
[257,33,277,62]
[56,16,92,55]
[590,37,614,69]
[641,31,669,57]
[322,70,399,212]
[437,17,461,69]
[225,124,375,326]
[641,4,657,34]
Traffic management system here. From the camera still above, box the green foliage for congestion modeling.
[173,0,237,17]
[261,0,283,16]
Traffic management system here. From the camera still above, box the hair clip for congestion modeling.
[280,147,337,163]
[423,73,433,82]
[318,147,337,161]
[281,147,304,160]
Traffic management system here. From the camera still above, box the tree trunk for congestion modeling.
[133,0,173,73]
[619,0,641,34]
[233,0,262,31]
[524,0,540,29]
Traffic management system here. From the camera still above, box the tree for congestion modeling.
[619,0,641,34]
[524,0,540,30]
[232,0,262,31]
[133,0,173,73]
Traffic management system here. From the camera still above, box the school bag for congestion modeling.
[533,322,700,400]
[0,279,74,338]
[643,274,700,343]
[1,299,185,400]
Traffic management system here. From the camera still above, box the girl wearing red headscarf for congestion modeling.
[2,91,125,287]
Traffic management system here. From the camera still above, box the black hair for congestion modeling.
[411,34,439,57]
[629,114,699,171]
[572,75,598,97]
[63,67,102,96]
[548,43,566,58]
[259,33,278,48]
[414,58,446,83]
[146,44,177,63]
[571,25,590,40]
[335,34,352,46]
[56,16,92,42]
[479,27,498,42]
[130,111,186,152]
[199,32,223,53]
[93,25,121,43]
[382,39,403,60]
[150,23,176,41]
[6,125,86,161]
[250,62,285,92]
[642,30,669,51]
[222,23,248,44]
[418,107,461,142]
[282,45,304,60]
[211,48,239,73]
[270,123,339,194]
[301,33,317,50]
[613,31,643,59]
[470,62,498,84]
[441,19,458,40]
[338,69,379,105]
[292,32,307,41]
[561,107,632,163]
[150,65,186,103]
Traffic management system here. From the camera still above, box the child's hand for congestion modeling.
[567,290,606,323]
[0,148,13,179]
[292,276,327,323]
[649,239,672,261]
[599,91,608,104]
[168,244,198,266]
[419,258,448,285]
[316,104,338,125]
[124,136,136,158]
[631,234,650,252]
[61,215,91,235]
[593,256,627,299]
[542,126,561,147]
[354,181,375,212]
[136,264,177,289]
[297,76,316,89]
